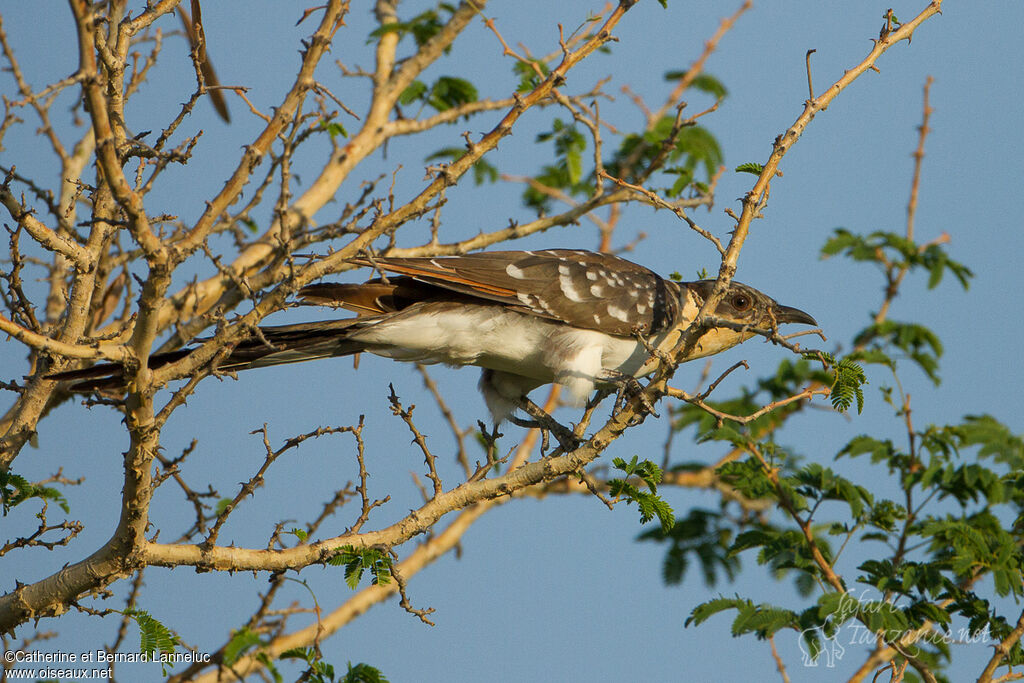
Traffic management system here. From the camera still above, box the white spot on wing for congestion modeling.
[506,263,527,279]
[534,296,555,314]
[607,304,631,322]
[559,267,585,302]
[590,283,605,297]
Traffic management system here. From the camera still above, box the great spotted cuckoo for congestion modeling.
[52,249,817,421]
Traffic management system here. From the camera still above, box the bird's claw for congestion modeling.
[512,401,582,452]
[600,370,660,419]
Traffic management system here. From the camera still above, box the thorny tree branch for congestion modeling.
[0,0,650,633]
[0,6,948,679]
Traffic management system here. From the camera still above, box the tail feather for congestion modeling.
[297,277,475,314]
[46,318,370,392]
[49,275,442,393]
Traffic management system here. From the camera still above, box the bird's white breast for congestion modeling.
[348,291,750,413]
[348,303,657,397]
[349,304,555,375]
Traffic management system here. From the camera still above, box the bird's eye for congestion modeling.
[731,293,751,311]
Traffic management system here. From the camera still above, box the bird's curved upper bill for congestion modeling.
[774,304,818,327]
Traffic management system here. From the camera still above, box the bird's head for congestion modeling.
[677,280,818,359]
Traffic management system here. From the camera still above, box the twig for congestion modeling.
[769,634,792,683]
[388,384,443,497]
[597,171,725,254]
[416,364,470,478]
[805,49,817,100]
[666,384,829,428]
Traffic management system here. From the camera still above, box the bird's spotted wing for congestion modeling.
[350,249,681,336]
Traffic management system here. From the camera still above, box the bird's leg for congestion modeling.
[509,413,551,453]
[597,369,660,419]
[507,413,552,453]
[511,397,581,452]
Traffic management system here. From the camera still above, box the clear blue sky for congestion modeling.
[2,2,1023,681]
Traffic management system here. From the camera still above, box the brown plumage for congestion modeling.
[47,249,817,420]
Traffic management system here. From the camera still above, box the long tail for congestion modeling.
[46,317,370,392]
[46,277,432,392]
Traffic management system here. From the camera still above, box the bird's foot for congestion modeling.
[598,370,660,419]
[512,398,582,452]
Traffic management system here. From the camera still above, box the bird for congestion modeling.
[49,249,817,422]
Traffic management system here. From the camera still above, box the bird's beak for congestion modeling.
[774,304,818,326]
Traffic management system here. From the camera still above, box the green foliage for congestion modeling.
[658,205,1024,679]
[607,456,675,533]
[513,59,550,93]
[853,320,943,384]
[342,662,391,683]
[329,546,393,590]
[0,470,69,515]
[278,647,330,683]
[673,357,832,439]
[685,406,1024,675]
[662,71,728,100]
[960,415,1024,467]
[398,80,428,106]
[837,434,901,464]
[368,4,455,48]
[400,76,478,114]
[521,103,725,211]
[734,161,763,176]
[120,609,179,661]
[716,457,779,502]
[537,118,587,185]
[610,118,722,191]
[427,76,478,112]
[279,648,390,683]
[319,121,348,139]
[795,463,874,519]
[922,515,1024,598]
[692,73,728,99]
[257,653,283,683]
[686,595,799,639]
[523,119,592,210]
[812,352,867,413]
[638,508,739,586]
[223,627,262,666]
[821,228,973,291]
[215,497,232,516]
[732,526,833,575]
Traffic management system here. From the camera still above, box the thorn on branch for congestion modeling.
[388,552,436,626]
[388,384,443,496]
[805,49,817,100]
